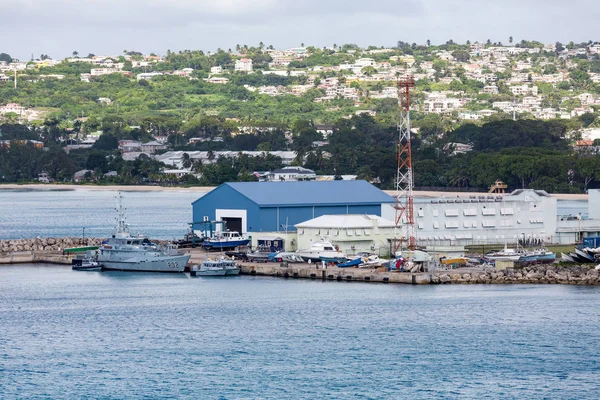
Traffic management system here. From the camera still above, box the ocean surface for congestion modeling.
[0,188,589,241]
[0,188,206,240]
[0,265,599,399]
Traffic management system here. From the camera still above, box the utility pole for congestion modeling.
[393,75,416,255]
[14,69,17,89]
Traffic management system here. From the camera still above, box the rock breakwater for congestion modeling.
[433,265,600,285]
[0,237,103,254]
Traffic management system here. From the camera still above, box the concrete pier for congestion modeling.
[0,251,72,265]
[3,247,599,285]
[238,263,433,284]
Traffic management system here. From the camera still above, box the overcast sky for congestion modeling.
[2,0,599,60]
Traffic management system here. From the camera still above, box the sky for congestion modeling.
[1,0,600,60]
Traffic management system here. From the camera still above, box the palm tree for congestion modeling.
[72,50,79,58]
[181,153,192,169]
[192,159,204,173]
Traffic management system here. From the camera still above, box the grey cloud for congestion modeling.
[1,0,599,59]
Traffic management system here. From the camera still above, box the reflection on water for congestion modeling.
[0,189,206,240]
[1,265,599,399]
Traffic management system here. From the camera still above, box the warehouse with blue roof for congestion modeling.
[191,180,395,235]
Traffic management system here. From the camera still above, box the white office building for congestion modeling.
[380,189,600,247]
[383,190,557,247]
[295,214,395,256]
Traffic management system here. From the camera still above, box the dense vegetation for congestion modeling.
[2,115,600,192]
[2,41,600,191]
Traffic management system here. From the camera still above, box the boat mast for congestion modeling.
[115,191,129,235]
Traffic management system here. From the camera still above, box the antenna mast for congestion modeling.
[393,75,416,255]
[115,191,128,235]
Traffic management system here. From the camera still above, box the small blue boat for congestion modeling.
[337,258,362,268]
[519,250,557,264]
[202,231,250,250]
[320,255,348,264]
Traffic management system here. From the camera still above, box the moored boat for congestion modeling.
[97,192,190,272]
[561,253,575,263]
[337,257,362,268]
[485,247,523,262]
[441,257,469,266]
[246,245,274,263]
[173,229,204,248]
[190,258,240,276]
[202,231,250,250]
[72,259,102,271]
[288,240,347,263]
[575,247,595,263]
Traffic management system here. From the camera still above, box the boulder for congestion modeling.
[526,272,543,280]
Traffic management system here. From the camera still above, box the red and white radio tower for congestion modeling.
[393,76,416,255]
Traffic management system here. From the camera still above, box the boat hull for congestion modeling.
[190,269,227,276]
[225,267,241,275]
[485,255,522,262]
[337,258,362,268]
[202,239,250,250]
[100,254,190,272]
[72,265,102,271]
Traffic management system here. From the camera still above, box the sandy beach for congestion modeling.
[0,184,589,200]
[0,184,215,192]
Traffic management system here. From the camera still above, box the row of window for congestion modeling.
[420,218,541,229]
[417,207,517,217]
[298,228,374,236]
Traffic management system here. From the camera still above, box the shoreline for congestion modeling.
[0,183,215,192]
[0,183,589,200]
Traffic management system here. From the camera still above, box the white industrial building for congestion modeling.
[380,189,600,247]
[295,214,395,256]
[404,190,558,247]
[238,188,600,256]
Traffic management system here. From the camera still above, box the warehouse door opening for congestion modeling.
[221,217,243,233]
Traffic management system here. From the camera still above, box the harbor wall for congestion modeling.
[0,237,102,254]
[240,264,600,285]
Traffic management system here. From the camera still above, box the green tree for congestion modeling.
[0,53,12,63]
[361,66,377,76]
[451,49,470,62]
[93,134,118,151]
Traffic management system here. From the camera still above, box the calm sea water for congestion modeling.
[0,189,588,241]
[0,189,206,240]
[1,265,599,399]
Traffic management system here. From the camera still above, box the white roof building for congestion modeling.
[381,189,559,247]
[295,214,396,255]
[155,151,297,168]
[235,58,253,72]
[137,72,163,80]
[261,166,316,182]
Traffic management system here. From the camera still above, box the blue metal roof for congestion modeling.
[221,180,394,207]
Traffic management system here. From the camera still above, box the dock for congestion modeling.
[188,248,439,284]
[3,248,598,285]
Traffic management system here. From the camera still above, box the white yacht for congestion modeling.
[484,247,523,262]
[98,192,190,272]
[276,240,347,263]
